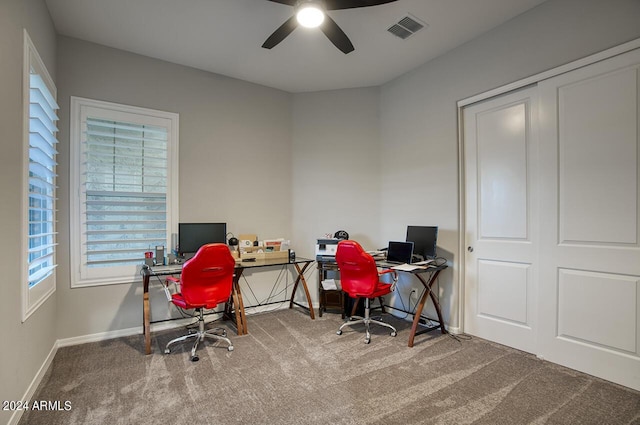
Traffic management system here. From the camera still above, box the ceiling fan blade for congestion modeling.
[320,15,354,54]
[325,0,397,11]
[264,0,297,5]
[262,16,299,49]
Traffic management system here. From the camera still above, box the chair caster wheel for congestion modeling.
[191,355,199,362]
[227,345,234,352]
[164,348,170,354]
[336,330,342,335]
[364,338,371,344]
[391,331,397,337]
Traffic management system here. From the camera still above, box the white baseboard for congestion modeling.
[394,312,458,334]
[8,343,58,425]
[56,326,142,348]
[55,304,294,349]
[447,325,461,334]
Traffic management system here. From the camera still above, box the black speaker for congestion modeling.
[334,230,349,240]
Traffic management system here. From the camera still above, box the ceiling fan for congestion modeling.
[262,0,398,54]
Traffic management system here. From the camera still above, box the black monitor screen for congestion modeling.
[406,226,438,260]
[178,223,227,256]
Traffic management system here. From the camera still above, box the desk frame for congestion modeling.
[141,258,315,354]
[399,266,447,347]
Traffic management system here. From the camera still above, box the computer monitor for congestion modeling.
[406,225,438,260]
[178,223,227,258]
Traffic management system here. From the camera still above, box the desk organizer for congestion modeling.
[240,246,290,261]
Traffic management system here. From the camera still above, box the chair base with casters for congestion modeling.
[337,297,397,344]
[164,308,234,362]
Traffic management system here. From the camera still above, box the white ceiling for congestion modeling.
[44,0,548,93]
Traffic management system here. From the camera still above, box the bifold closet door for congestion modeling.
[463,86,539,355]
[538,48,640,391]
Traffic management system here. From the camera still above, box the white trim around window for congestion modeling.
[70,97,179,287]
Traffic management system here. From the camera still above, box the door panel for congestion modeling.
[477,260,530,325]
[463,87,538,354]
[558,269,638,353]
[538,49,640,390]
[558,68,638,244]
[477,102,529,239]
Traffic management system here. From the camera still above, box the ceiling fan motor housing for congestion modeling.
[296,0,326,28]
[295,0,326,8]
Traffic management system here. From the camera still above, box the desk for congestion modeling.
[317,259,448,347]
[141,257,315,354]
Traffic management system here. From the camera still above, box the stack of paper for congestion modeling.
[321,279,338,290]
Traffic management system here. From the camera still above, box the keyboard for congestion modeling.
[413,259,435,266]
[376,260,405,268]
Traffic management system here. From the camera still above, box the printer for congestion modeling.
[315,238,339,262]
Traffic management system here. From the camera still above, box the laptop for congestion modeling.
[378,241,414,267]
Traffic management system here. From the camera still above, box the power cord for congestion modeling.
[448,332,472,343]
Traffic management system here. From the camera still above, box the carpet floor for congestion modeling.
[19,308,640,425]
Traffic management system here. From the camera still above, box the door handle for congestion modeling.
[467,246,474,252]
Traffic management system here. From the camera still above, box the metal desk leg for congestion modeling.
[234,278,247,335]
[143,273,152,355]
[224,268,247,335]
[289,261,315,319]
[408,269,445,347]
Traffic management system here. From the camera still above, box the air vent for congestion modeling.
[387,14,426,40]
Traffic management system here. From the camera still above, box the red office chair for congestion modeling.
[335,240,398,344]
[164,243,235,361]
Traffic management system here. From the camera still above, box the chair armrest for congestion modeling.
[379,268,399,290]
[163,276,181,302]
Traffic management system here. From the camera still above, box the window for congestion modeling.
[70,97,178,287]
[22,31,59,321]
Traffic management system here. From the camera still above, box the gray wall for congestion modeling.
[291,88,382,259]
[55,37,293,338]
[378,0,640,329]
[0,0,57,423]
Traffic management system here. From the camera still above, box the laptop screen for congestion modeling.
[386,241,414,264]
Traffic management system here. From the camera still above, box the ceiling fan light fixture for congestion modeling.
[296,2,325,28]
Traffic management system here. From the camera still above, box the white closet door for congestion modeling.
[463,87,539,354]
[538,49,640,391]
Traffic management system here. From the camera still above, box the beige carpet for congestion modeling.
[19,309,640,425]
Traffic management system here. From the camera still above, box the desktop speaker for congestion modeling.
[155,246,165,266]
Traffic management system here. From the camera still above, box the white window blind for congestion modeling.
[83,118,168,267]
[23,30,58,321]
[70,97,179,287]
[28,73,59,287]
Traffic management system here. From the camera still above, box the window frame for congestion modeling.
[70,97,179,287]
[22,30,59,322]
